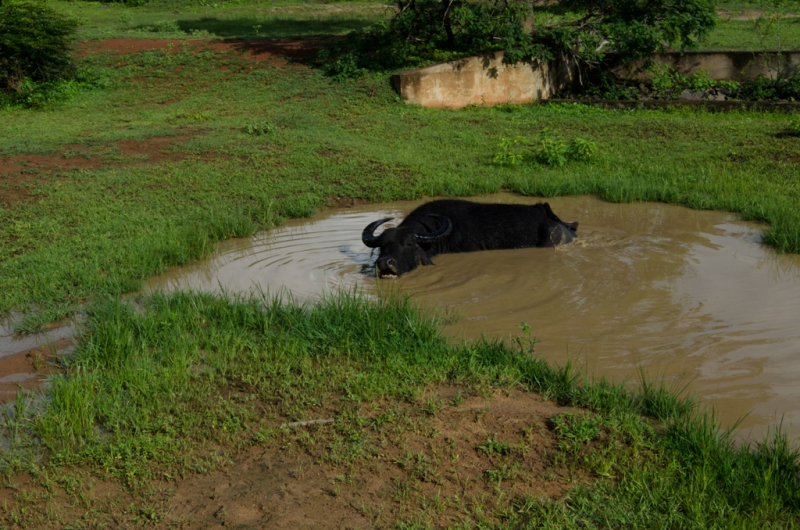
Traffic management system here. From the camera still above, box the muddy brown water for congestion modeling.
[134,194,800,440]
[0,318,77,405]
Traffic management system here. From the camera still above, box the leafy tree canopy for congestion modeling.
[320,0,718,78]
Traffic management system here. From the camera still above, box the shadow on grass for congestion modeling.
[174,16,378,39]
[223,36,342,61]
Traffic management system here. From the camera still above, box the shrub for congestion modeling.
[0,0,79,92]
[493,130,597,168]
[244,121,277,136]
[320,0,717,79]
[0,68,108,110]
[147,20,182,33]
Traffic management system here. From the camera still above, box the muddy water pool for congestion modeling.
[0,318,77,404]
[138,193,798,440]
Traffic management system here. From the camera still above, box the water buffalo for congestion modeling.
[361,199,578,278]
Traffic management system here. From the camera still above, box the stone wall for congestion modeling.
[392,50,800,108]
[390,52,577,109]
[613,51,800,82]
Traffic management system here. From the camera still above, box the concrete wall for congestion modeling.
[392,50,800,108]
[613,51,800,82]
[391,52,576,109]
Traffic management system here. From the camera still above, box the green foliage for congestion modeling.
[0,68,107,110]
[718,79,741,93]
[585,72,641,100]
[479,435,512,456]
[791,114,800,134]
[244,121,277,136]
[319,0,539,78]
[146,20,181,33]
[493,129,598,167]
[0,1,79,91]
[579,63,800,102]
[551,412,601,452]
[736,71,800,100]
[492,136,526,166]
[321,0,718,78]
[650,65,719,97]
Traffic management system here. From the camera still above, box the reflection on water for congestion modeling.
[143,194,800,442]
[0,318,77,404]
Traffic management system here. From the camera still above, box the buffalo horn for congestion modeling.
[415,215,453,243]
[361,217,393,247]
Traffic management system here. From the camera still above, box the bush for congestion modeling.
[0,0,79,92]
[0,68,108,110]
[493,130,597,168]
[319,0,718,79]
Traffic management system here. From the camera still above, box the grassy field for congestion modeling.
[54,0,388,40]
[2,2,800,526]
[2,42,800,326]
[49,0,800,50]
[2,291,798,527]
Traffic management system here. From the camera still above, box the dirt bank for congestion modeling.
[0,386,594,528]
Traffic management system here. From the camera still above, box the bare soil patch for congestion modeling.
[0,386,596,528]
[167,387,588,528]
[78,37,328,62]
[0,135,204,207]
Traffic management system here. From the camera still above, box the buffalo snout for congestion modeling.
[376,256,398,277]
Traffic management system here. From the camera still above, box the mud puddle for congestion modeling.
[0,319,78,405]
[144,194,800,441]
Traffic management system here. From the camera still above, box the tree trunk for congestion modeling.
[442,0,455,47]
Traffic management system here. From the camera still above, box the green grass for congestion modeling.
[2,47,800,321]
[52,0,389,40]
[705,17,800,51]
[3,291,798,527]
[50,0,800,50]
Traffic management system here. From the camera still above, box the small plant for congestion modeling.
[484,463,521,484]
[479,434,512,456]
[512,322,539,357]
[551,412,601,452]
[791,115,800,134]
[422,398,445,416]
[718,79,741,95]
[148,20,182,34]
[565,138,597,161]
[493,131,597,168]
[650,64,684,97]
[245,121,277,136]
[492,137,525,166]
[531,129,597,167]
[688,69,716,92]
[118,12,133,31]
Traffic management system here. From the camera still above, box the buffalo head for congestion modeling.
[362,215,453,278]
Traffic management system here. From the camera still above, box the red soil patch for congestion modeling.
[0,135,211,207]
[78,37,327,62]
